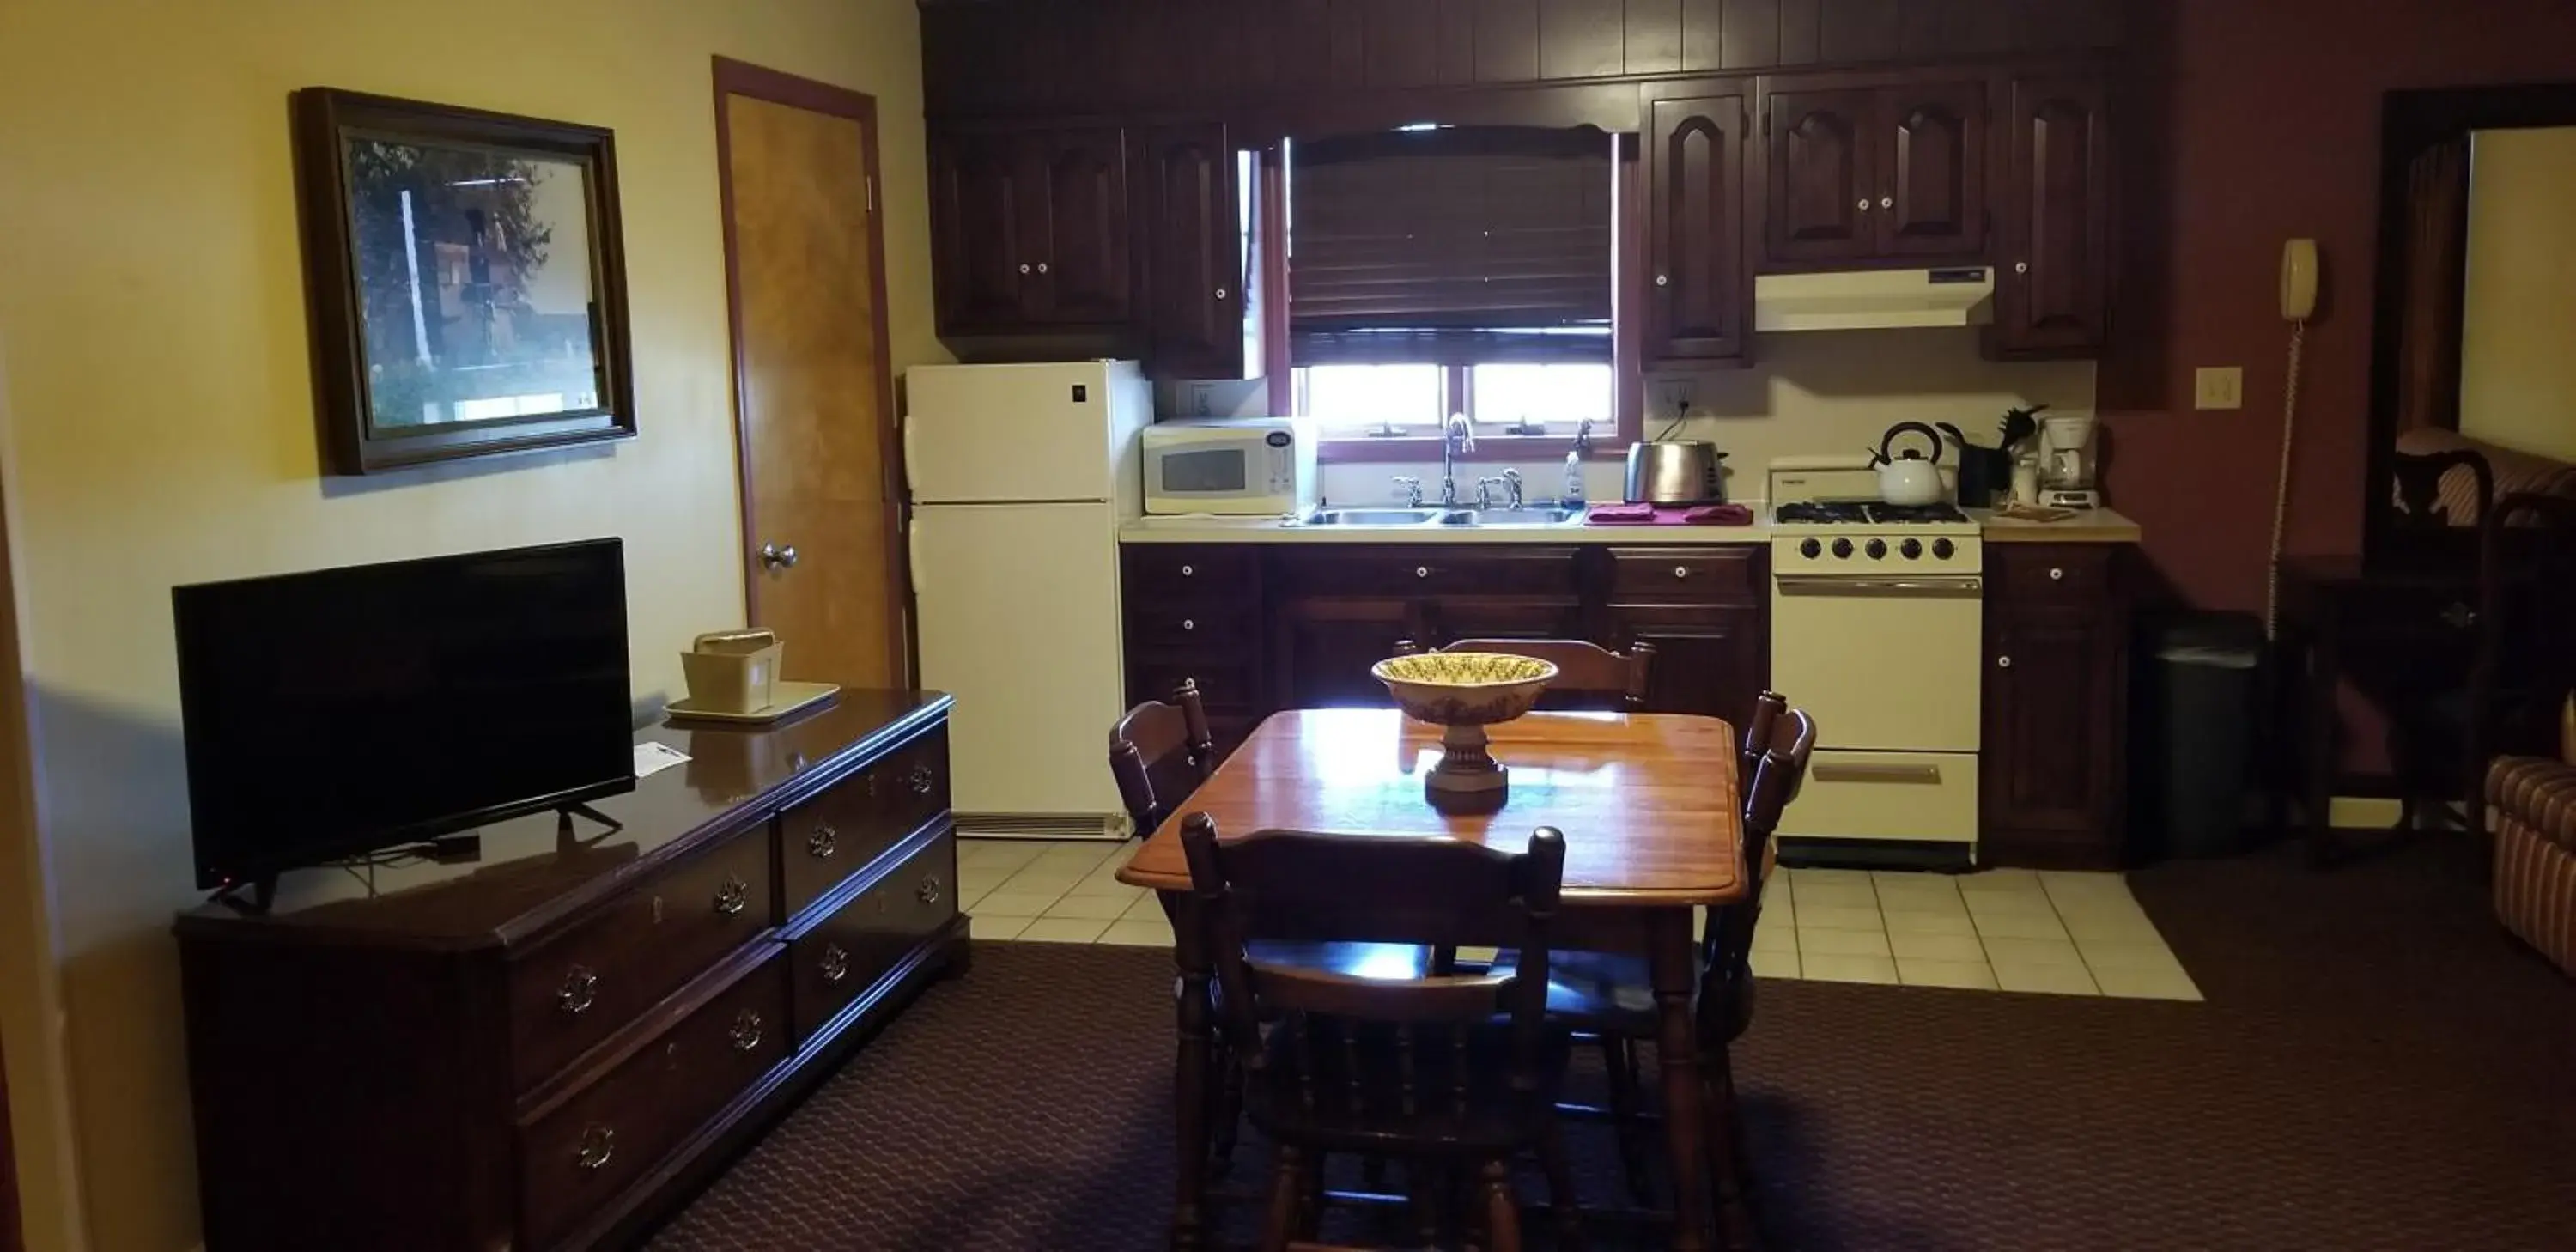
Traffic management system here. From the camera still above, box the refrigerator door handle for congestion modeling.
[900,416,918,494]
[908,514,925,599]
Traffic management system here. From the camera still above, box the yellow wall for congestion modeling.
[0,1,938,1248]
[2460,126,2576,463]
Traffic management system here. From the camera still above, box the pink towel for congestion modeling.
[1585,502,1753,526]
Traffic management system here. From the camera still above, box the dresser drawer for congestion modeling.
[1988,545,2116,606]
[1123,544,1259,605]
[517,948,789,1251]
[507,826,773,1093]
[790,830,958,1042]
[780,727,951,921]
[1607,548,1762,602]
[1274,547,1581,599]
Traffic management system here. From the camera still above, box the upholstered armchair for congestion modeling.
[2485,757,2576,975]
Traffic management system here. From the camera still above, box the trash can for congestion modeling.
[2141,613,2265,859]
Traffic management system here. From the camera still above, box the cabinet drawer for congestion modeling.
[781,728,951,922]
[1129,658,1263,712]
[1275,548,1581,599]
[517,949,789,1251]
[1127,602,1260,649]
[790,830,958,1042]
[1123,545,1258,604]
[1607,548,1762,601]
[1988,546,2115,605]
[508,826,773,1094]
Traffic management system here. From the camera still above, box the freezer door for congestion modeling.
[903,362,1148,504]
[911,502,1126,817]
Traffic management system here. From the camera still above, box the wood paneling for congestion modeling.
[1539,0,1626,81]
[1718,0,1783,69]
[1625,0,1684,75]
[1473,0,1544,83]
[1820,0,1901,64]
[1366,0,1443,88]
[1779,0,1824,64]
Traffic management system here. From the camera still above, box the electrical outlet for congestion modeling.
[1188,382,1215,416]
[2194,366,2244,410]
[1658,379,1695,419]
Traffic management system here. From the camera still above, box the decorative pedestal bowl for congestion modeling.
[1371,653,1558,815]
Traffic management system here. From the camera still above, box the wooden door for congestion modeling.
[1994,75,2111,354]
[1765,89,1877,264]
[1644,91,1750,365]
[927,128,1037,333]
[1875,80,1989,259]
[1033,129,1131,325]
[1133,125,1259,380]
[716,59,908,690]
[1981,605,2117,849]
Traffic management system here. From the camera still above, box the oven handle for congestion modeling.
[1774,575,1983,596]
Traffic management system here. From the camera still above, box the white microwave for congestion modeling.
[1140,418,1317,515]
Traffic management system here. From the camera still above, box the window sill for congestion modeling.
[1319,433,1631,463]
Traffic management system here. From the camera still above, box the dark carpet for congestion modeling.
[650,840,2575,1250]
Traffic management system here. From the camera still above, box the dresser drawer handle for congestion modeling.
[1674,564,1690,579]
[807,825,838,859]
[918,876,943,905]
[713,876,750,917]
[728,1007,765,1053]
[574,1125,616,1171]
[556,965,599,1016]
[1180,563,1194,577]
[819,942,852,984]
[1181,617,1196,631]
[2049,567,2065,581]
[1414,566,1430,579]
[909,765,937,795]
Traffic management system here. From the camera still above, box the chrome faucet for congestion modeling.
[1439,413,1476,507]
[1475,475,1509,509]
[1391,475,1424,507]
[1500,468,1523,509]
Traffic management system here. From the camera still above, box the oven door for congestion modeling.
[1768,573,1982,751]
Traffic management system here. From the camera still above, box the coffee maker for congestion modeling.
[2037,414,2100,509]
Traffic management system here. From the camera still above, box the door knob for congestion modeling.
[760,543,798,570]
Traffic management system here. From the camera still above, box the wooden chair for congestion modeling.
[1181,816,1581,1252]
[1394,638,1657,711]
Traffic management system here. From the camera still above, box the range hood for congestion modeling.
[1753,267,1995,332]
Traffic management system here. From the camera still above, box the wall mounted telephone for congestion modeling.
[2266,238,2320,638]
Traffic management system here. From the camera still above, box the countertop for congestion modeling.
[1119,506,2142,545]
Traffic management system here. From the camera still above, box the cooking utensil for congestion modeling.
[1623,440,1728,504]
[1998,404,2047,456]
[1869,421,1946,506]
[1936,421,2011,508]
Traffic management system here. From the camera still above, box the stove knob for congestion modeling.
[1900,538,1923,560]
[1831,538,1854,560]
[1799,538,1822,559]
[1932,538,1956,560]
[1865,538,1887,560]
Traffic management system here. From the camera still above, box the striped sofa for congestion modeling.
[2488,756,2576,975]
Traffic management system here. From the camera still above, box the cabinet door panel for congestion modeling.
[1995,76,2110,354]
[1877,80,1987,258]
[928,131,1036,332]
[1135,125,1258,379]
[1610,605,1765,719]
[1645,92,1750,364]
[1981,606,2112,837]
[1036,129,1131,325]
[1277,599,1415,708]
[1765,89,1875,264]
[1421,598,1588,647]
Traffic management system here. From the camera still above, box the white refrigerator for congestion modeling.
[905,361,1154,838]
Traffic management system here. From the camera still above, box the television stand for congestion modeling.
[207,876,277,917]
[557,799,624,836]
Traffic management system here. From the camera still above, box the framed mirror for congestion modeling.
[291,88,635,475]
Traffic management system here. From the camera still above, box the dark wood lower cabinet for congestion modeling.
[175,694,964,1252]
[1981,544,2129,867]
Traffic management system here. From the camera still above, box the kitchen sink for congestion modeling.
[1295,505,1589,527]
[1296,507,1449,526]
[1444,506,1586,526]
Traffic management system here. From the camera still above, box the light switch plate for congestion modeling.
[2194,366,2244,410]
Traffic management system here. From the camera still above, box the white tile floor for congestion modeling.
[959,839,2204,1001]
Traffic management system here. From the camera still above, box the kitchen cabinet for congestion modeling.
[1761,74,1990,269]
[1991,75,2112,355]
[1643,87,1752,366]
[1120,544,1266,762]
[928,127,1132,335]
[1133,125,1261,380]
[1980,544,2128,868]
[1601,547,1769,720]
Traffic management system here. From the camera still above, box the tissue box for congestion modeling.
[680,629,781,714]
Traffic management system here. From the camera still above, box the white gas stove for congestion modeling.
[1765,458,1983,857]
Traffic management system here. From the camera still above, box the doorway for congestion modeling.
[713,58,908,689]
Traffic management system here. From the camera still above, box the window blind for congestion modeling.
[1290,126,1613,365]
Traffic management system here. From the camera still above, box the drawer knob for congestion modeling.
[909,765,937,795]
[918,876,943,905]
[1181,617,1196,631]
[1674,565,1690,579]
[713,876,750,917]
[556,965,599,1016]
[1414,566,1430,579]
[1180,563,1194,577]
[819,942,852,984]
[728,1007,765,1053]
[575,1125,616,1171]
[807,825,838,859]
[1996,655,2014,669]
[2049,567,2065,581]
[2440,601,2477,629]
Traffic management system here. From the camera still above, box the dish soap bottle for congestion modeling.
[1562,449,1585,506]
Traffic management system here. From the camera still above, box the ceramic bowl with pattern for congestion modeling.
[1370,652,1558,727]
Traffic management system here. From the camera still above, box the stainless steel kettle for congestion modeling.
[1624,440,1728,504]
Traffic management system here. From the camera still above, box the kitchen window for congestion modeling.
[1279,127,1632,457]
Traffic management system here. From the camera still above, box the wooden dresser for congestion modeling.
[174,691,963,1252]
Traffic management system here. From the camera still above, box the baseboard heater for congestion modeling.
[956,812,1125,841]
[1774,836,1977,872]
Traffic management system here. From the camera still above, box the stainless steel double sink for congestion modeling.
[1292,505,1588,528]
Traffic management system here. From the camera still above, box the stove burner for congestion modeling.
[1773,501,1970,525]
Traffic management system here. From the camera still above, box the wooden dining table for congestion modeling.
[1117,707,1748,1251]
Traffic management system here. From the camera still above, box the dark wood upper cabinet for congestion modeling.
[1035,130,1133,325]
[929,127,1131,336]
[1133,125,1261,380]
[1645,88,1752,365]
[1875,79,1988,259]
[1764,88,1876,263]
[1993,74,2111,355]
[927,130,1035,333]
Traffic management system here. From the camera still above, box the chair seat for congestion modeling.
[1533,949,1756,1043]
[1243,1019,1570,1156]
[1249,940,1434,982]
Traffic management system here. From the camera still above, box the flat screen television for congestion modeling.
[173,538,635,892]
